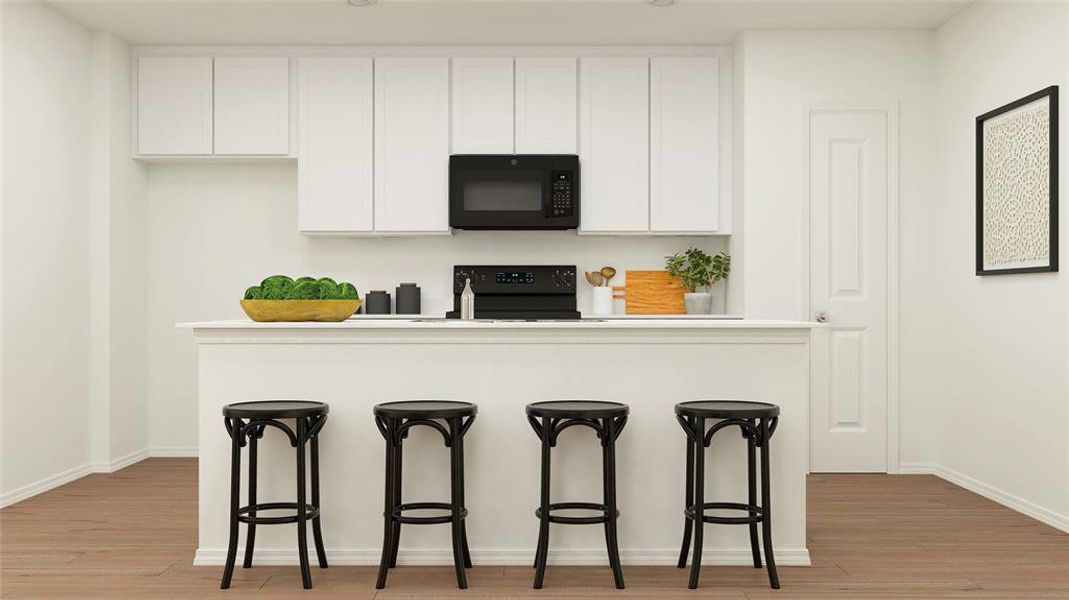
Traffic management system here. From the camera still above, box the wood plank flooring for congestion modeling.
[2,458,1068,599]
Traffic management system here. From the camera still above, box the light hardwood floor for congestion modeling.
[2,458,1068,599]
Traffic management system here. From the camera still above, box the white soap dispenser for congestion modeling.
[460,278,476,320]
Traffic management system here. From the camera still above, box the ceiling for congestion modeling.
[48,0,974,46]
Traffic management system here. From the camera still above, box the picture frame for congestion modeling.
[975,85,1059,275]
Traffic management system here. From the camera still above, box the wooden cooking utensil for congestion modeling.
[599,266,617,285]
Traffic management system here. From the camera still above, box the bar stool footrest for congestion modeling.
[685,501,763,525]
[237,502,320,525]
[535,502,620,525]
[390,502,468,525]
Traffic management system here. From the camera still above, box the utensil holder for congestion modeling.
[591,287,614,316]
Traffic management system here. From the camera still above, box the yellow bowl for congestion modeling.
[240,299,363,322]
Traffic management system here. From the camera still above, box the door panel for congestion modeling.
[374,57,450,233]
[579,57,649,233]
[452,57,514,154]
[515,57,577,154]
[809,109,889,473]
[214,57,290,155]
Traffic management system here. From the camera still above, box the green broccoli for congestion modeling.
[317,278,341,299]
[260,275,294,300]
[337,282,358,300]
[290,279,323,300]
[295,276,315,285]
[243,285,263,300]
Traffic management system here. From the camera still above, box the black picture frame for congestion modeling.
[975,85,1059,276]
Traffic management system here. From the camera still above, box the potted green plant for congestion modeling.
[664,248,731,314]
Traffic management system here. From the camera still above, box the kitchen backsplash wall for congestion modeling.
[147,162,728,449]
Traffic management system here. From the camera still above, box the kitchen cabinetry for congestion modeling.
[515,57,577,154]
[374,57,451,233]
[650,57,721,233]
[451,57,514,154]
[579,57,650,233]
[136,57,213,155]
[213,57,290,155]
[297,57,373,233]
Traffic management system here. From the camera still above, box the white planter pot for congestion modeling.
[684,292,713,315]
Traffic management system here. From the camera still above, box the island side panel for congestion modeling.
[196,333,809,565]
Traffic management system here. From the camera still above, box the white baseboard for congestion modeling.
[193,546,811,567]
[897,462,1069,534]
[89,448,150,473]
[149,446,199,458]
[0,462,95,508]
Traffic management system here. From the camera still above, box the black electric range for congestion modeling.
[445,265,581,320]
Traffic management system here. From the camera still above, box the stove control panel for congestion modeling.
[452,265,578,294]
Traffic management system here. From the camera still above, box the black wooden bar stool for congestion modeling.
[220,400,329,590]
[373,400,477,590]
[526,400,628,590]
[675,400,780,590]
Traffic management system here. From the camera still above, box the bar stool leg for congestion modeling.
[532,417,552,589]
[375,419,397,590]
[687,417,706,590]
[759,417,780,589]
[242,429,258,569]
[602,418,625,590]
[295,418,313,589]
[448,418,468,589]
[677,415,695,569]
[310,428,328,569]
[747,421,763,569]
[220,418,242,589]
[387,436,403,569]
[457,426,473,569]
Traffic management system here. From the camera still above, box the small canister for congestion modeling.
[365,290,391,314]
[395,283,421,315]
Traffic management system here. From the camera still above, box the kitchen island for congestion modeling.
[180,318,815,568]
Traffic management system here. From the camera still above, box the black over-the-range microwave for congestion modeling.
[449,154,579,230]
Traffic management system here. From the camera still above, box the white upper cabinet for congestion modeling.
[297,57,373,233]
[579,57,649,233]
[213,57,290,155]
[137,57,213,155]
[515,57,577,154]
[650,57,720,233]
[451,57,514,154]
[374,57,451,233]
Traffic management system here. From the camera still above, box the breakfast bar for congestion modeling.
[181,318,815,570]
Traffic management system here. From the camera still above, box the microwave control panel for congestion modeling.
[550,172,574,218]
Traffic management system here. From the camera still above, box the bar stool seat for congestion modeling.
[526,400,629,590]
[220,400,329,591]
[675,400,780,590]
[373,400,477,590]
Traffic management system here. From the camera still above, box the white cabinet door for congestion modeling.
[650,57,720,233]
[374,57,450,233]
[136,57,213,155]
[579,57,649,232]
[451,57,513,154]
[213,57,290,155]
[297,57,373,233]
[515,57,577,154]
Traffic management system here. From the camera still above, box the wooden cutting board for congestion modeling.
[612,271,686,314]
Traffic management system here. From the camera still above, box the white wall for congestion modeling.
[739,30,938,465]
[146,163,729,451]
[88,32,149,468]
[1,1,93,502]
[918,1,1069,529]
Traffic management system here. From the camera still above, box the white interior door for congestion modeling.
[808,108,892,473]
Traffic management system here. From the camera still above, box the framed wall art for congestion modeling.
[976,85,1058,275]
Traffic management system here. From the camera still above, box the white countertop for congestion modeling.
[178,316,817,330]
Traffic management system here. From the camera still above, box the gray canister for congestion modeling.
[365,290,391,314]
[395,283,421,315]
